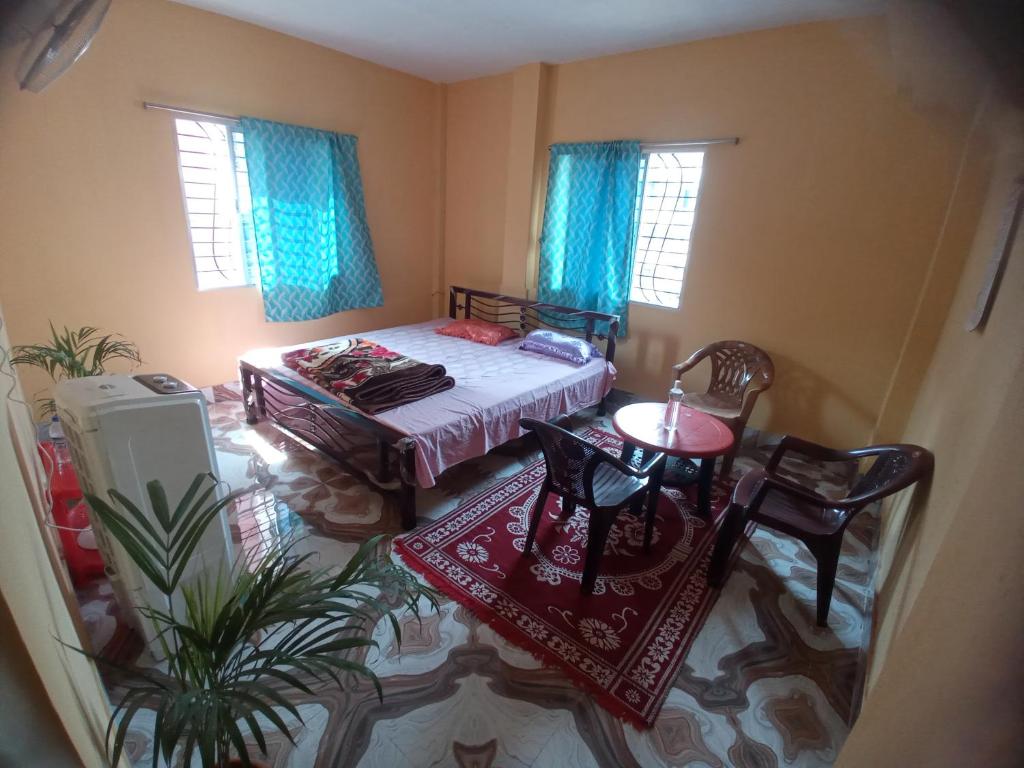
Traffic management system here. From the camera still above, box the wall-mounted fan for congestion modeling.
[0,0,111,92]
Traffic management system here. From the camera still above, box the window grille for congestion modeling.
[629,151,705,308]
[174,118,257,291]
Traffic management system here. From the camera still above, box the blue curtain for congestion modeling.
[536,141,642,336]
[240,117,383,323]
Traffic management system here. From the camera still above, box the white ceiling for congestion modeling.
[171,0,886,83]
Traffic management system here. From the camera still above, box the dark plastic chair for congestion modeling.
[672,340,774,479]
[708,436,933,626]
[521,415,666,593]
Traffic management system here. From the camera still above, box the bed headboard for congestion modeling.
[448,286,620,364]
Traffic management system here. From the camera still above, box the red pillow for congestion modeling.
[436,318,518,346]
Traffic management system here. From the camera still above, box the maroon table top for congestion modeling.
[612,402,735,459]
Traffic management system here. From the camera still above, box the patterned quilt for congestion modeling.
[282,338,454,414]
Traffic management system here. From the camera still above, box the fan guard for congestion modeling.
[16,0,111,93]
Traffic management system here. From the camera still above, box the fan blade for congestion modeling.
[17,0,111,93]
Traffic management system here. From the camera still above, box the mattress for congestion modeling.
[241,318,616,487]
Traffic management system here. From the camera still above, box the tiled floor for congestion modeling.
[81,388,878,767]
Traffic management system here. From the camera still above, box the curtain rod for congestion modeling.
[643,138,738,150]
[145,102,740,152]
[547,138,739,150]
[143,101,240,124]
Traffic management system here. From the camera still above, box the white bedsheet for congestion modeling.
[241,318,616,487]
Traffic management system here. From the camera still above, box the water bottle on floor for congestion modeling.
[48,414,71,471]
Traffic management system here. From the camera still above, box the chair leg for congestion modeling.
[708,502,746,587]
[718,450,736,481]
[523,485,549,555]
[719,422,744,480]
[814,544,841,627]
[643,456,666,553]
[696,457,716,518]
[560,499,576,520]
[643,499,656,553]
[581,514,613,594]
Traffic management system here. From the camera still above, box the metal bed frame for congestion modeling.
[239,286,620,530]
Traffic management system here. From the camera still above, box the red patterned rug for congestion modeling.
[395,427,735,728]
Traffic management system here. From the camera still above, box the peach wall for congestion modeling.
[0,0,443,401]
[443,18,980,447]
[836,97,1024,767]
[499,63,549,296]
[442,73,512,293]
[868,96,1024,669]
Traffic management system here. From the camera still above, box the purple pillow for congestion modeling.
[519,329,602,366]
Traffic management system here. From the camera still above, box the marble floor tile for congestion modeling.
[80,387,878,767]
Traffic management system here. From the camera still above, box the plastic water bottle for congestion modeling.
[48,414,71,471]
[664,379,684,431]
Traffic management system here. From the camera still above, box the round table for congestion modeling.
[612,402,735,519]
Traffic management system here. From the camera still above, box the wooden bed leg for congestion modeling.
[399,479,416,531]
[378,439,393,483]
[597,395,608,417]
[253,374,267,420]
[240,365,259,425]
[397,440,418,530]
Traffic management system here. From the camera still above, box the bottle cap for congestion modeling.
[672,379,681,388]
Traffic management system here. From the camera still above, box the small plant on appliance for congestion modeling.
[83,473,436,768]
[11,322,142,416]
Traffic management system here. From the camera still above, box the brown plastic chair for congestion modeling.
[521,415,665,593]
[672,341,774,479]
[708,436,933,626]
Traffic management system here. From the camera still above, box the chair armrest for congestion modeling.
[766,435,857,472]
[550,414,574,432]
[596,446,666,479]
[672,346,711,378]
[536,413,661,476]
[737,377,771,419]
[581,448,665,508]
[761,474,833,507]
[837,458,933,508]
[633,451,666,477]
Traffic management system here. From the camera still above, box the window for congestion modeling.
[173,118,257,291]
[629,151,706,308]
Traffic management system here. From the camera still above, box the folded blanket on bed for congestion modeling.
[281,338,454,414]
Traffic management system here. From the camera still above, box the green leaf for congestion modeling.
[83,499,172,594]
[146,479,173,532]
[10,323,141,396]
[86,480,440,766]
[329,534,384,587]
[241,711,268,758]
[109,688,156,768]
[227,690,296,746]
[222,714,252,768]
[238,681,301,723]
[168,492,243,590]
[171,473,216,527]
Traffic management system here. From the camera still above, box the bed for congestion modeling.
[238,286,620,529]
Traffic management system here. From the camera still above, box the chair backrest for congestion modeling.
[847,444,934,505]
[703,341,774,403]
[521,417,601,504]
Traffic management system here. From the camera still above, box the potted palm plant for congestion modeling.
[83,472,436,768]
[11,322,142,415]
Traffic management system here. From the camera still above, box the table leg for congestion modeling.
[697,456,716,519]
[643,454,667,552]
[620,441,638,467]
